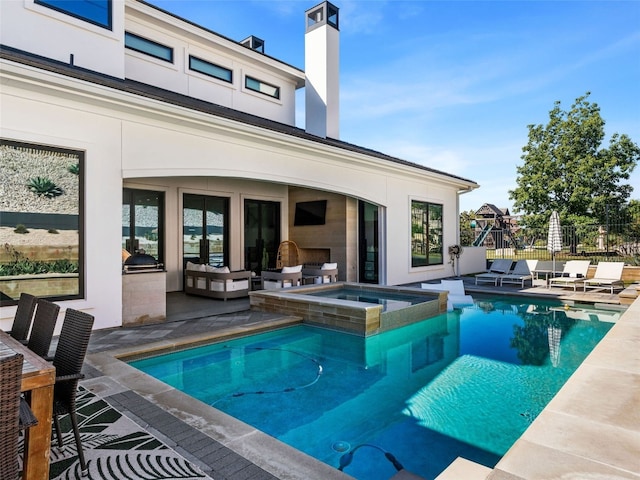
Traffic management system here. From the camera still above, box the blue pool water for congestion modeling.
[307,287,430,312]
[130,296,615,479]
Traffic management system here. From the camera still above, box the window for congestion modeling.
[245,76,280,99]
[411,201,443,267]
[35,0,111,29]
[0,140,84,305]
[122,189,165,264]
[125,32,173,63]
[189,56,232,83]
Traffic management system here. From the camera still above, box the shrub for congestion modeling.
[0,244,79,276]
[27,176,63,198]
[14,224,29,234]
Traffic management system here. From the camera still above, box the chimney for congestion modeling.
[305,2,339,139]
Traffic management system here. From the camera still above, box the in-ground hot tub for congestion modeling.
[249,282,445,336]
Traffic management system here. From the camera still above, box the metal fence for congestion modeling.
[461,217,640,265]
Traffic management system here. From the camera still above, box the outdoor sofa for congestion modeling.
[184,262,251,300]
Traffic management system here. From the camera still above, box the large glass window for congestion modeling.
[411,200,443,267]
[189,56,232,83]
[0,140,84,305]
[35,0,111,29]
[122,189,164,264]
[125,32,173,63]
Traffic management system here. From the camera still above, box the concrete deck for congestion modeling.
[79,286,639,480]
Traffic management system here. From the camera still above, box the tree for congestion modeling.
[509,93,639,229]
[459,209,476,246]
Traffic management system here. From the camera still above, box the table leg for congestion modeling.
[23,385,54,480]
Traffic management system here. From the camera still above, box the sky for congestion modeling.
[147,0,640,213]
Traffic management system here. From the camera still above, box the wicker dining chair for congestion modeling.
[52,308,95,474]
[8,293,37,344]
[27,298,60,358]
[0,353,24,480]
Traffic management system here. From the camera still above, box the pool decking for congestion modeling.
[78,284,639,480]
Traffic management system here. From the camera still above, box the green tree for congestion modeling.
[459,209,476,246]
[509,93,639,228]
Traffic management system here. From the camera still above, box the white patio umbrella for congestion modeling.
[547,210,563,274]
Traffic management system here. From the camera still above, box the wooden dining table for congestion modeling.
[0,330,55,480]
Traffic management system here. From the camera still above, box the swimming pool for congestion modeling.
[130,296,616,479]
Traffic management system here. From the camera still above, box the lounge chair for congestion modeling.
[548,260,591,291]
[500,260,538,288]
[421,279,473,311]
[302,263,338,284]
[262,265,303,289]
[475,259,513,286]
[583,262,625,294]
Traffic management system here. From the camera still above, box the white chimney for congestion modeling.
[305,2,339,139]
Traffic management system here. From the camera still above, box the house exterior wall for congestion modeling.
[0,0,126,78]
[124,1,301,125]
[0,0,477,331]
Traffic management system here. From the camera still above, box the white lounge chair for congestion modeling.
[583,262,624,294]
[475,259,513,286]
[499,260,538,288]
[422,279,473,311]
[548,260,591,291]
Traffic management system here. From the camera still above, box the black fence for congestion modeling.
[462,217,640,265]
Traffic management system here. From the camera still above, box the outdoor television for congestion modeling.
[294,200,327,226]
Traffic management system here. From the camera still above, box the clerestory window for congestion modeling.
[125,32,173,63]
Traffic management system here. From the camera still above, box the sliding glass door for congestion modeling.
[244,199,280,274]
[359,200,379,283]
[183,194,229,268]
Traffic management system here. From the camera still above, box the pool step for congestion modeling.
[434,457,492,480]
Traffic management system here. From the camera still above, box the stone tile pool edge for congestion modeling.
[84,315,353,480]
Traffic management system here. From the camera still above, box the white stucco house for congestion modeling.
[0,0,478,331]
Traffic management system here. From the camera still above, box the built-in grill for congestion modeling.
[123,253,163,272]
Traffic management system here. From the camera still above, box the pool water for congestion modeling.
[307,287,430,312]
[130,296,615,479]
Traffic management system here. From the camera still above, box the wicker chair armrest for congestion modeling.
[55,372,85,383]
[19,397,38,429]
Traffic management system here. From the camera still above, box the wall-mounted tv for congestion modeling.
[294,200,327,226]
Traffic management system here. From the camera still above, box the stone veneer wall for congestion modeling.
[122,271,166,326]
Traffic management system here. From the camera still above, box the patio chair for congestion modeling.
[475,259,513,286]
[51,308,95,474]
[27,298,60,358]
[0,353,24,480]
[499,260,538,288]
[8,292,37,344]
[582,262,625,294]
[302,262,338,284]
[262,265,303,289]
[548,260,591,292]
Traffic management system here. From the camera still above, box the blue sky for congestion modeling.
[147,0,640,213]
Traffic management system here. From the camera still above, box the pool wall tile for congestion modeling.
[249,283,441,336]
